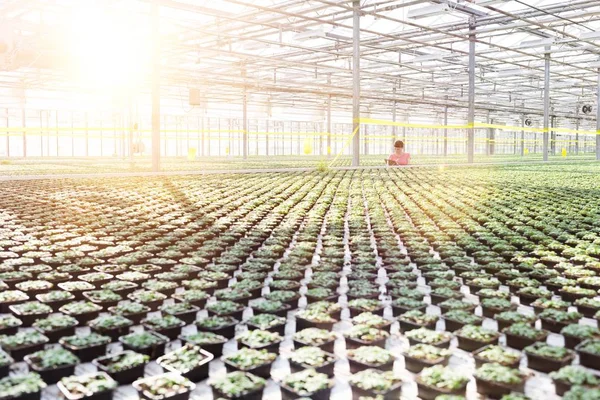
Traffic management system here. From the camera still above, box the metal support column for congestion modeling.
[243,66,248,160]
[543,46,550,161]
[392,101,397,146]
[521,115,525,157]
[151,2,161,171]
[596,68,600,160]
[351,0,360,167]
[443,102,448,157]
[327,75,332,158]
[467,17,476,163]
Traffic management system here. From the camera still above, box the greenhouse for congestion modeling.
[0,1,600,400]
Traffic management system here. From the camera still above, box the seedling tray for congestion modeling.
[349,380,403,400]
[475,376,525,399]
[403,353,449,373]
[223,357,274,379]
[525,351,575,373]
[280,382,331,400]
[158,348,214,382]
[293,337,335,354]
[93,352,148,384]
[415,378,467,400]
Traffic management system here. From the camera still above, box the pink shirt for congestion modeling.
[389,152,410,165]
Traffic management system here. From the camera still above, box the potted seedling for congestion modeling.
[347,345,395,373]
[344,323,390,350]
[265,290,300,309]
[559,286,597,302]
[157,344,214,382]
[210,371,266,400]
[398,310,438,333]
[119,331,169,359]
[88,314,134,341]
[128,290,167,311]
[196,314,239,338]
[108,302,151,325]
[60,301,103,326]
[516,287,552,306]
[550,365,600,396]
[0,314,22,336]
[575,339,600,370]
[232,280,264,299]
[481,298,517,318]
[280,369,332,400]
[268,279,301,293]
[442,309,482,332]
[8,301,52,326]
[133,373,195,400]
[531,298,571,314]
[349,369,402,400]
[222,348,277,379]
[494,311,537,331]
[502,322,548,350]
[79,273,113,289]
[289,346,336,377]
[15,280,53,296]
[506,277,540,294]
[346,298,383,317]
[429,287,462,305]
[37,271,72,284]
[172,290,209,308]
[524,342,575,372]
[0,331,49,361]
[57,372,118,400]
[0,373,47,400]
[473,345,521,368]
[179,331,228,357]
[32,314,78,343]
[293,328,337,354]
[306,301,342,320]
[403,344,451,373]
[101,280,139,296]
[160,302,200,325]
[416,365,469,400]
[405,327,452,349]
[237,329,283,353]
[351,312,393,333]
[574,297,600,318]
[59,333,111,362]
[474,363,527,399]
[246,314,286,336]
[251,299,291,318]
[93,350,149,384]
[455,325,500,352]
[142,315,185,340]
[466,277,501,293]
[36,290,75,312]
[305,287,337,304]
[82,290,122,308]
[215,288,253,306]
[206,300,245,321]
[0,271,32,289]
[346,285,381,301]
[391,297,427,317]
[24,347,80,384]
[197,270,231,289]
[141,280,178,297]
[561,324,600,349]
[295,309,337,331]
[538,309,582,333]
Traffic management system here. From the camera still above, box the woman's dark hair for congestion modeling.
[394,140,404,149]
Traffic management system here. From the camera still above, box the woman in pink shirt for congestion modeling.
[388,140,410,166]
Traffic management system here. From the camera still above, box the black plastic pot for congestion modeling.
[196,318,239,339]
[344,335,387,350]
[504,330,548,350]
[280,382,331,400]
[295,315,337,332]
[575,342,600,370]
[475,376,525,399]
[142,320,185,341]
[223,357,274,379]
[247,321,286,337]
[158,348,214,382]
[398,318,436,333]
[305,294,338,305]
[60,339,109,362]
[207,307,245,322]
[36,295,73,312]
[93,351,148,384]
[211,386,264,400]
[9,307,51,327]
[252,303,291,318]
[403,353,449,373]
[3,341,47,362]
[347,355,394,374]
[35,325,76,344]
[416,378,467,400]
[443,317,481,332]
[25,356,77,384]
[179,334,227,358]
[91,324,132,342]
[456,333,499,352]
[239,338,283,354]
[482,304,517,319]
[289,355,336,377]
[349,380,402,400]
[540,318,573,334]
[552,377,574,396]
[133,377,194,400]
[472,345,521,369]
[407,336,451,349]
[171,294,207,309]
[119,332,169,360]
[525,350,575,372]
[57,373,116,400]
[107,308,148,325]
[62,309,101,327]
[164,305,200,325]
[391,303,426,318]
[293,337,335,354]
[576,304,600,318]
